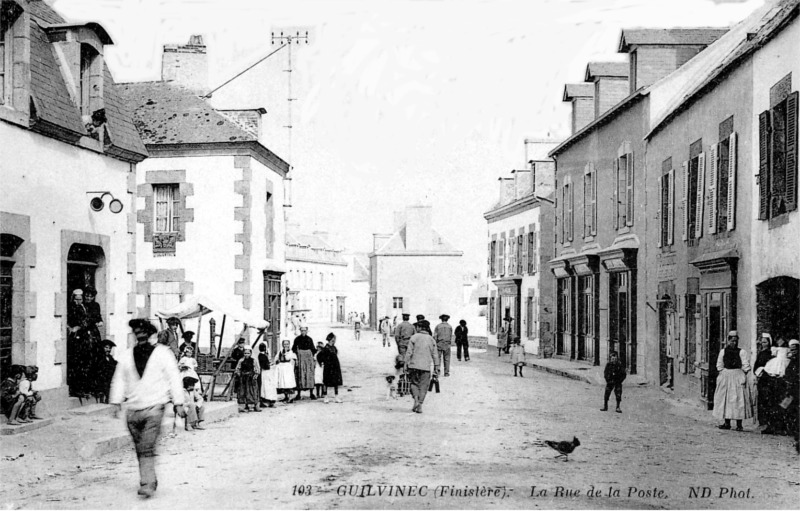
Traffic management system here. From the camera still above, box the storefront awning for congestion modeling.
[156,295,268,329]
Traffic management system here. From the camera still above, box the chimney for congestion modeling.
[405,205,433,250]
[162,34,208,94]
[584,62,629,118]
[373,233,392,252]
[512,169,532,200]
[524,139,558,197]
[618,28,728,94]
[498,177,515,206]
[562,83,594,134]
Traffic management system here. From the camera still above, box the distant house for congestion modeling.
[485,140,557,356]
[0,1,146,410]
[116,36,290,355]
[285,230,348,324]
[368,206,463,329]
[344,252,370,320]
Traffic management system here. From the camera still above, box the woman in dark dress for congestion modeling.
[234,347,261,412]
[754,334,774,427]
[83,287,106,398]
[67,289,92,397]
[318,333,343,403]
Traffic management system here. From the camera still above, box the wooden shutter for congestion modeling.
[682,161,689,241]
[592,167,598,235]
[668,168,675,245]
[787,91,798,212]
[657,176,663,248]
[561,185,566,242]
[626,153,634,226]
[758,110,771,220]
[568,181,574,241]
[583,171,590,238]
[695,153,705,239]
[708,144,718,234]
[499,234,505,276]
[613,159,620,229]
[488,242,492,278]
[533,226,538,273]
[727,132,737,231]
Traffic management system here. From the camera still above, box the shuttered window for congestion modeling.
[0,3,21,106]
[521,230,528,275]
[759,89,798,219]
[499,234,506,276]
[583,164,594,238]
[615,151,634,229]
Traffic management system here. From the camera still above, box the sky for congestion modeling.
[53,0,764,272]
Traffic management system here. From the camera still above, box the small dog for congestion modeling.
[386,375,397,399]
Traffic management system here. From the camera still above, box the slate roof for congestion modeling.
[584,62,629,81]
[28,19,86,138]
[562,83,594,101]
[114,81,257,145]
[374,225,460,254]
[647,0,800,138]
[352,254,370,282]
[27,0,66,25]
[103,65,148,158]
[618,28,729,52]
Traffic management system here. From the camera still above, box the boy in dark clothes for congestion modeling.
[601,351,626,413]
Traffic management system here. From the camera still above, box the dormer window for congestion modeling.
[80,44,97,117]
[0,1,23,107]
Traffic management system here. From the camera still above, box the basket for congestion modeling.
[397,373,410,397]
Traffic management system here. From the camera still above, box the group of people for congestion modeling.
[713,330,799,442]
[223,326,345,409]
[390,313,470,413]
[66,287,118,400]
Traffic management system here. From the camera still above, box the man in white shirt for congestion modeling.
[110,318,185,498]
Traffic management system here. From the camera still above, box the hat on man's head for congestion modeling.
[414,319,430,329]
[182,376,199,387]
[182,331,195,340]
[129,318,158,336]
[166,316,181,326]
[402,313,410,319]
[416,314,425,321]
[101,339,116,348]
[440,314,450,321]
[789,339,800,347]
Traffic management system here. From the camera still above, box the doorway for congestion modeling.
[702,291,727,409]
[756,277,800,341]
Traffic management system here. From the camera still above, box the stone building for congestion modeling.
[643,0,799,405]
[0,0,147,409]
[117,36,290,355]
[344,252,370,321]
[368,206,463,328]
[549,27,726,378]
[484,140,557,356]
[285,230,348,324]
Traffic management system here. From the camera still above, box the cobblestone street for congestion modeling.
[1,325,798,509]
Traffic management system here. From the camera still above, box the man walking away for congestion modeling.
[601,351,626,413]
[404,320,439,413]
[455,320,469,361]
[110,319,185,498]
[434,314,453,377]
[394,313,415,356]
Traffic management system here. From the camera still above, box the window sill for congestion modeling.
[583,235,595,243]
[768,212,794,230]
[617,226,631,235]
[0,105,29,128]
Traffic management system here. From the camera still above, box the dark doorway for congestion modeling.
[659,304,668,386]
[0,234,22,378]
[263,271,283,356]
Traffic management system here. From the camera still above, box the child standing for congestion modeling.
[274,340,297,403]
[601,351,627,413]
[509,337,526,377]
[314,341,325,398]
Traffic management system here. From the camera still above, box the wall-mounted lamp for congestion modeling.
[87,191,124,214]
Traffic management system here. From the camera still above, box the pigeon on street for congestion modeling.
[537,437,581,461]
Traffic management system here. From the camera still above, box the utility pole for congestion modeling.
[271,29,311,170]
